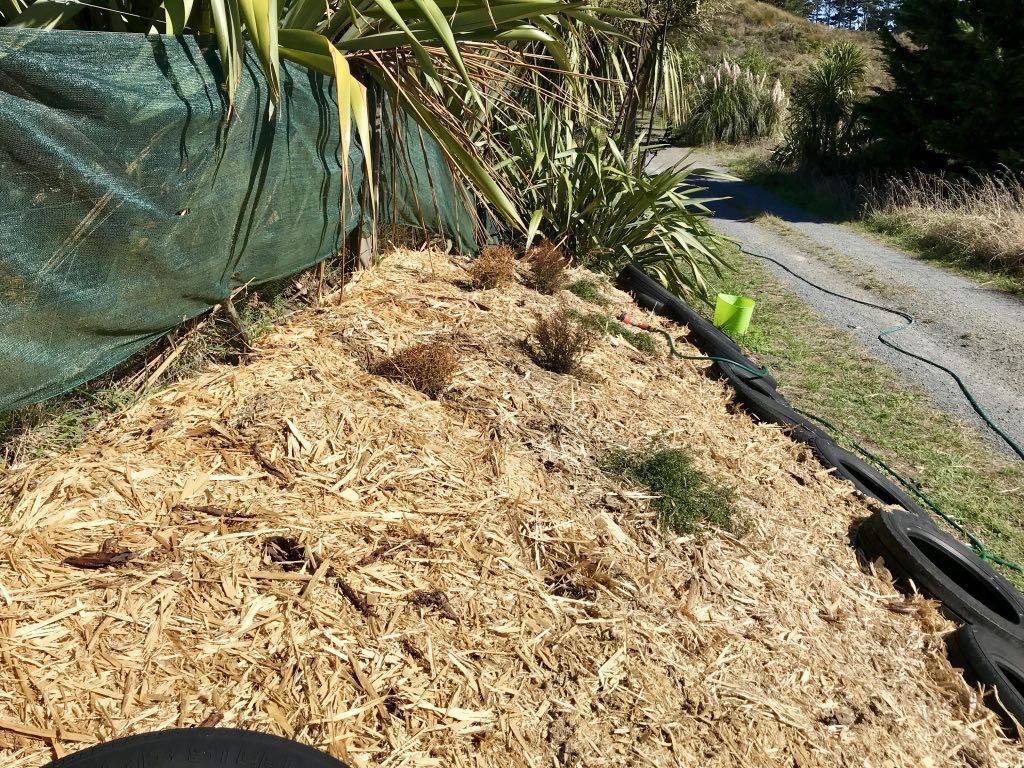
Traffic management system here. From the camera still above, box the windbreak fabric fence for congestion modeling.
[0,29,478,413]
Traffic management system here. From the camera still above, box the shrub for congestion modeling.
[373,341,457,398]
[468,245,516,289]
[527,242,569,294]
[529,309,597,375]
[775,42,867,167]
[864,170,1024,276]
[493,101,731,300]
[682,60,786,145]
[605,447,740,535]
[566,279,611,306]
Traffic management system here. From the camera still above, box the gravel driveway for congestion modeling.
[653,147,1024,456]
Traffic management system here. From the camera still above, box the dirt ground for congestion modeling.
[1,249,1020,767]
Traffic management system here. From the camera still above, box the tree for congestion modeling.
[770,0,899,30]
[866,0,1024,171]
[775,42,868,166]
[860,0,900,31]
[764,0,815,16]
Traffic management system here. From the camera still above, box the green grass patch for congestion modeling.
[566,278,611,306]
[605,446,741,535]
[708,245,1024,585]
[0,387,138,466]
[570,310,660,355]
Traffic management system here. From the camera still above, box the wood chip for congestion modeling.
[0,249,1016,768]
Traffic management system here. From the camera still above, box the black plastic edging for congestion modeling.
[617,266,767,377]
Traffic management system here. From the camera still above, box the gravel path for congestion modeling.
[654,147,1024,456]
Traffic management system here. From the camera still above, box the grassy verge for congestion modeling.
[717,147,1024,296]
[704,245,1024,585]
[860,210,1024,297]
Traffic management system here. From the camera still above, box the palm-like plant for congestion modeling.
[493,95,730,299]
[775,41,867,166]
[1,0,622,227]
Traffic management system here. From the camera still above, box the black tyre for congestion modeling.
[946,625,1024,737]
[809,438,926,514]
[617,266,779,390]
[714,359,786,404]
[43,729,350,768]
[617,265,744,359]
[711,360,829,445]
[856,510,1024,641]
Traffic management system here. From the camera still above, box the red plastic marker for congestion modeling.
[618,313,652,331]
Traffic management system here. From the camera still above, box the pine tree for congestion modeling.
[859,0,900,31]
[867,0,1024,170]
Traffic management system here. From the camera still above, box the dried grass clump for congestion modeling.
[526,242,568,294]
[529,308,597,375]
[372,341,457,398]
[865,170,1024,275]
[468,244,517,289]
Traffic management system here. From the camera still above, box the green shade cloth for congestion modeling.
[0,29,479,412]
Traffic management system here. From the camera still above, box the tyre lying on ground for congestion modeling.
[856,509,1024,642]
[616,266,778,384]
[810,438,927,515]
[43,729,350,768]
[946,625,1024,737]
[714,358,786,403]
[711,360,826,443]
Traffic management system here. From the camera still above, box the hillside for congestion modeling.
[0,249,1018,767]
[700,0,886,86]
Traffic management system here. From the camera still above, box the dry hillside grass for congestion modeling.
[705,0,886,87]
[0,249,1020,767]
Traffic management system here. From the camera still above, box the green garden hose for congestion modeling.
[654,326,770,377]
[740,248,1024,463]
[792,407,1021,572]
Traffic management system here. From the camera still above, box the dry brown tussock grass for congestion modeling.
[526,242,569,294]
[371,340,457,399]
[867,170,1024,275]
[468,244,517,289]
[529,308,597,375]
